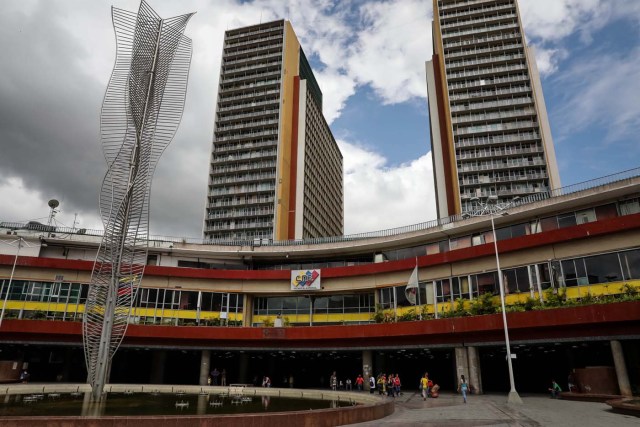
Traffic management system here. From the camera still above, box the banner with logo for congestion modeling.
[291,269,321,290]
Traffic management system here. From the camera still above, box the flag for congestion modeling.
[405,265,418,305]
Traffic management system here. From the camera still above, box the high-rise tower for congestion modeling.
[204,20,343,241]
[426,0,561,218]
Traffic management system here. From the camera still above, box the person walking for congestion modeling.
[369,374,376,394]
[394,374,401,396]
[330,371,338,390]
[458,374,469,403]
[355,374,364,391]
[420,373,429,401]
[210,368,220,386]
[549,379,562,398]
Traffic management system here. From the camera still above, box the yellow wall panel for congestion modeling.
[275,22,301,240]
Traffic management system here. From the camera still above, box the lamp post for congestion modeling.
[469,195,523,404]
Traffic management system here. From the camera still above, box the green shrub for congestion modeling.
[544,288,566,307]
[469,293,496,315]
[523,297,542,311]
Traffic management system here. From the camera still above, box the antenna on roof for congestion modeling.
[47,199,60,238]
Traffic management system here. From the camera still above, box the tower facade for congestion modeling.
[205,20,343,241]
[426,0,561,218]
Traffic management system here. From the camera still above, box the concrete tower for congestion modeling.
[426,0,561,218]
[204,20,343,241]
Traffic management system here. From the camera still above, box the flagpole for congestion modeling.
[415,257,421,320]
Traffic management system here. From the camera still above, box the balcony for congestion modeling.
[217,89,281,104]
[441,22,519,40]
[211,162,277,175]
[217,99,279,114]
[452,107,537,124]
[223,51,282,66]
[443,31,521,49]
[219,79,281,95]
[455,131,541,148]
[221,69,281,84]
[209,184,276,197]
[446,53,525,70]
[211,150,278,164]
[447,63,528,80]
[445,42,523,60]
[225,24,283,41]
[213,139,278,154]
[440,3,516,22]
[214,129,278,143]
[223,60,282,76]
[448,85,531,102]
[223,43,283,61]
[441,12,517,31]
[215,119,279,134]
[450,96,533,113]
[217,109,279,125]
[225,34,283,50]
[447,74,529,91]
[457,158,547,173]
[454,121,539,137]
[457,145,543,160]
[439,0,507,12]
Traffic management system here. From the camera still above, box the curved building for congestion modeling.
[0,170,638,394]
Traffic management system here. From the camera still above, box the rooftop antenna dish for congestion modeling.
[46,199,60,237]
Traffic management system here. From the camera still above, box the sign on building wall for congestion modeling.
[291,269,321,290]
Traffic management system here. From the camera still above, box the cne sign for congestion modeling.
[291,269,321,290]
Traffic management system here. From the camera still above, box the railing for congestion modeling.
[2,168,640,247]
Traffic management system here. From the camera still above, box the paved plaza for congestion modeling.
[345,391,638,427]
[1,383,637,426]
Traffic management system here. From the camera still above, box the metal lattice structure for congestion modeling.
[83,0,193,399]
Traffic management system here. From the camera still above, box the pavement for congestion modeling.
[2,384,637,426]
[343,391,639,427]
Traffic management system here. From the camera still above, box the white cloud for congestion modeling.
[0,176,103,230]
[530,46,568,76]
[518,0,608,43]
[345,0,431,105]
[340,140,436,234]
[555,47,640,143]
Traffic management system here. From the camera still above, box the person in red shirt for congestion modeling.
[355,374,364,391]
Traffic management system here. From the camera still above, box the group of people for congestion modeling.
[419,372,442,400]
[369,373,403,397]
[208,368,227,386]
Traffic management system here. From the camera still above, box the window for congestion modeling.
[557,213,577,228]
[475,272,498,295]
[561,259,587,287]
[619,198,640,215]
[450,235,471,250]
[584,253,622,284]
[620,249,640,280]
[595,203,618,220]
[576,208,596,224]
[537,263,552,290]
[379,287,394,309]
[540,216,558,231]
[435,279,451,303]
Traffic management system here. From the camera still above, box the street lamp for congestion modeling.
[469,195,523,404]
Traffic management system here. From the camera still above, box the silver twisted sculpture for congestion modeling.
[83,0,193,400]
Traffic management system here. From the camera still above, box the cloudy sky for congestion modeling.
[1,0,639,239]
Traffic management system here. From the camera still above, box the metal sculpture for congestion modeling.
[83,0,193,400]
